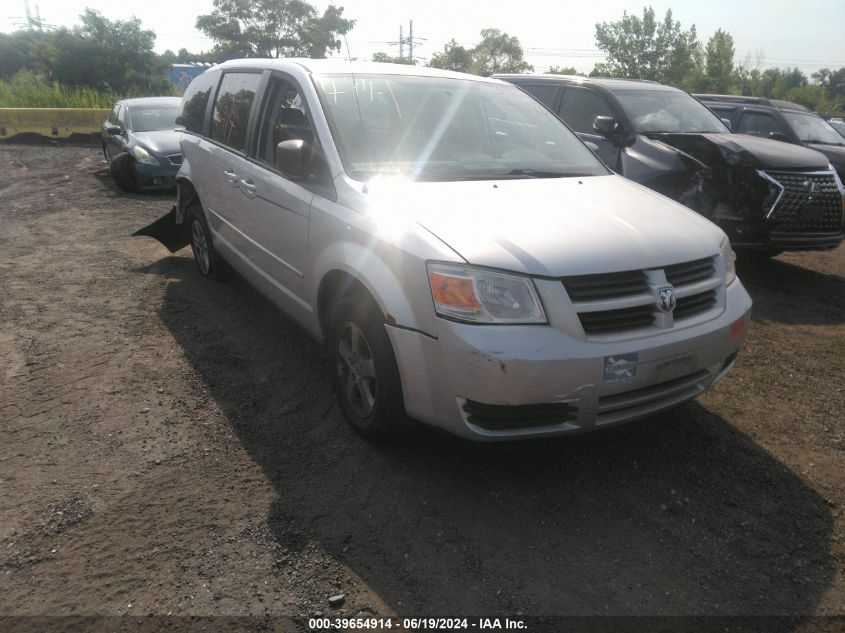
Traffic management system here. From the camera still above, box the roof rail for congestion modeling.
[694,94,773,106]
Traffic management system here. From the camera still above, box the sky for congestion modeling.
[4,0,845,76]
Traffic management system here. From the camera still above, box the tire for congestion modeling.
[188,203,225,280]
[328,295,406,440]
[109,152,138,193]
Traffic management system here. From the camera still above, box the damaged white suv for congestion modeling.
[137,59,752,440]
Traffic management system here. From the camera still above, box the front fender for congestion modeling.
[310,240,436,337]
[173,158,195,223]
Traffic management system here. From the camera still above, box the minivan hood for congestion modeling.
[363,174,724,276]
[645,132,830,171]
[132,130,182,156]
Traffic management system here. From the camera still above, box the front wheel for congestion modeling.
[109,152,138,193]
[328,296,406,440]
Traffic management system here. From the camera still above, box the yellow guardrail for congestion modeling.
[0,108,109,139]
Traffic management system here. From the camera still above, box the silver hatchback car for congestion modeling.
[137,59,752,441]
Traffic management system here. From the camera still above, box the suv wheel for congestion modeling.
[328,296,405,440]
[188,204,225,280]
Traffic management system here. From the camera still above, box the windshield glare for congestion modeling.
[784,112,845,146]
[615,90,729,134]
[128,105,182,133]
[314,74,607,181]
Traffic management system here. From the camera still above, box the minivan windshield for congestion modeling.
[314,73,608,181]
[128,105,182,133]
[615,89,730,134]
[783,111,845,146]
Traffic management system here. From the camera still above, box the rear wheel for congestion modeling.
[188,203,225,280]
[328,296,406,440]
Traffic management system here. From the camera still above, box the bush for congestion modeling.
[0,70,174,108]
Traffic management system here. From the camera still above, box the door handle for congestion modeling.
[240,179,258,198]
[224,170,239,185]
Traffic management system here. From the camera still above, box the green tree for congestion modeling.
[469,28,532,76]
[195,0,354,59]
[703,29,734,93]
[813,68,845,100]
[546,66,581,76]
[372,52,416,65]
[592,7,701,86]
[0,31,41,79]
[32,9,169,94]
[428,39,473,73]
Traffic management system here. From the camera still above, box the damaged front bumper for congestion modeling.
[132,205,190,253]
[387,280,752,441]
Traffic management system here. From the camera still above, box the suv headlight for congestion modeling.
[427,263,547,324]
[133,145,160,166]
[721,237,736,286]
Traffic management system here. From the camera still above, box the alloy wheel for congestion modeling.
[336,321,377,417]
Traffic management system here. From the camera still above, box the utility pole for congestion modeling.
[388,20,423,62]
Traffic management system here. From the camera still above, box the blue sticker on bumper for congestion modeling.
[603,353,638,384]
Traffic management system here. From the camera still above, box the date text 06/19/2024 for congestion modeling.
[307,617,527,630]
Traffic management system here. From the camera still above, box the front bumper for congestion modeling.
[134,160,179,188]
[387,279,752,441]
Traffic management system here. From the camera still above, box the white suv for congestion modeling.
[137,59,752,441]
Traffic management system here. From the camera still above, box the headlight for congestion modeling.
[133,145,160,166]
[427,263,547,324]
[721,237,736,286]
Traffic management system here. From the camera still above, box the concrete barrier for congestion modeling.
[0,108,109,139]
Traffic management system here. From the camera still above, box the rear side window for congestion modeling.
[738,111,781,137]
[210,72,262,152]
[179,71,218,135]
[520,84,560,111]
[559,87,614,134]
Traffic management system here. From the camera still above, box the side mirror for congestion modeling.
[593,115,620,140]
[768,131,790,143]
[276,139,307,178]
[720,118,732,131]
[105,124,122,135]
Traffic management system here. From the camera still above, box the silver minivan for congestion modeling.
[137,59,752,441]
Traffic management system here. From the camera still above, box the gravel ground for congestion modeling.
[0,142,843,627]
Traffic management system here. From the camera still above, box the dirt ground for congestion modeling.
[1,142,843,627]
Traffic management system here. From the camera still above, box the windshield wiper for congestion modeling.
[505,168,582,178]
[806,139,844,147]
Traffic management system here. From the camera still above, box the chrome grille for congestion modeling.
[762,171,843,234]
[674,290,717,320]
[577,304,655,334]
[665,258,715,286]
[561,270,648,301]
[563,256,720,336]
[167,154,183,165]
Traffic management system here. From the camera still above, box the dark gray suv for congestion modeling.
[499,75,844,254]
